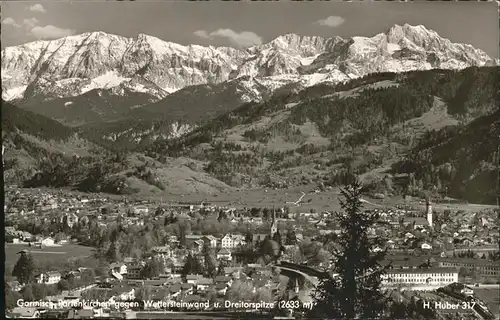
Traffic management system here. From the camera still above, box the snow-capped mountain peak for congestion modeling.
[2,24,496,103]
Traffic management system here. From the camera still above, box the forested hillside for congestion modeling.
[4,67,497,202]
[2,101,74,140]
[2,101,230,195]
[394,110,499,204]
[143,67,498,203]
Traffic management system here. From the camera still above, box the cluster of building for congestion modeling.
[4,187,499,318]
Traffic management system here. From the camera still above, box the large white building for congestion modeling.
[382,267,458,287]
[220,234,246,249]
[36,271,62,285]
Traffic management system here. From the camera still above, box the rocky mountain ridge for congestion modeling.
[2,24,496,103]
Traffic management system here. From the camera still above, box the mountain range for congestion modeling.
[2,24,496,124]
[1,24,498,204]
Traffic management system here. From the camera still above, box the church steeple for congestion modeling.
[270,207,278,237]
[426,198,433,227]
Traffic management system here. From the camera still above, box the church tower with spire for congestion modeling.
[426,198,433,227]
[270,207,278,238]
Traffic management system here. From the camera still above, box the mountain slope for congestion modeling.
[77,76,273,149]
[2,100,101,183]
[14,87,160,126]
[143,67,498,203]
[2,101,233,195]
[393,109,499,204]
[2,100,74,140]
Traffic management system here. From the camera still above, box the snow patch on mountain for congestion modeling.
[81,71,131,94]
[2,85,27,101]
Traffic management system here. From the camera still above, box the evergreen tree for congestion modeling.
[141,259,165,279]
[310,180,388,319]
[12,252,36,285]
[245,230,254,248]
[182,253,204,276]
[105,241,121,262]
[204,250,218,278]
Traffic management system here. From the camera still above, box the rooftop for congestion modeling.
[386,267,459,274]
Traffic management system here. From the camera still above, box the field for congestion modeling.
[154,185,497,214]
[5,243,94,272]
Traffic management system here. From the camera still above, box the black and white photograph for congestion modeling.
[2,0,499,319]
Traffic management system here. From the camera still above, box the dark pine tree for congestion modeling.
[310,180,388,319]
[105,241,121,262]
[182,253,204,276]
[12,251,37,285]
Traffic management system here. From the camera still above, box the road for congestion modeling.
[278,266,319,304]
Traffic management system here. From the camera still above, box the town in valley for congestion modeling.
[4,184,499,319]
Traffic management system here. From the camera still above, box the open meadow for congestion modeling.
[4,243,94,272]
[158,185,497,214]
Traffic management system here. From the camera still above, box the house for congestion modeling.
[169,236,179,245]
[8,307,40,319]
[45,271,62,284]
[216,248,232,261]
[62,213,79,228]
[22,232,34,242]
[437,258,500,280]
[193,240,205,252]
[215,282,228,295]
[36,271,62,285]
[186,274,204,285]
[151,246,171,256]
[196,278,214,291]
[220,234,234,249]
[167,283,182,297]
[214,276,232,288]
[181,283,194,294]
[224,267,243,278]
[403,217,429,230]
[143,279,167,287]
[202,235,218,248]
[133,206,149,214]
[110,263,128,275]
[185,235,203,247]
[231,235,246,247]
[251,217,263,225]
[63,290,82,302]
[421,243,432,250]
[108,284,136,301]
[404,232,415,239]
[67,309,94,319]
[449,283,474,296]
[381,267,459,286]
[41,237,55,246]
[7,280,23,292]
[315,220,327,228]
[229,218,239,224]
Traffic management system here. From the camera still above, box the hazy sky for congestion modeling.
[1,1,498,58]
